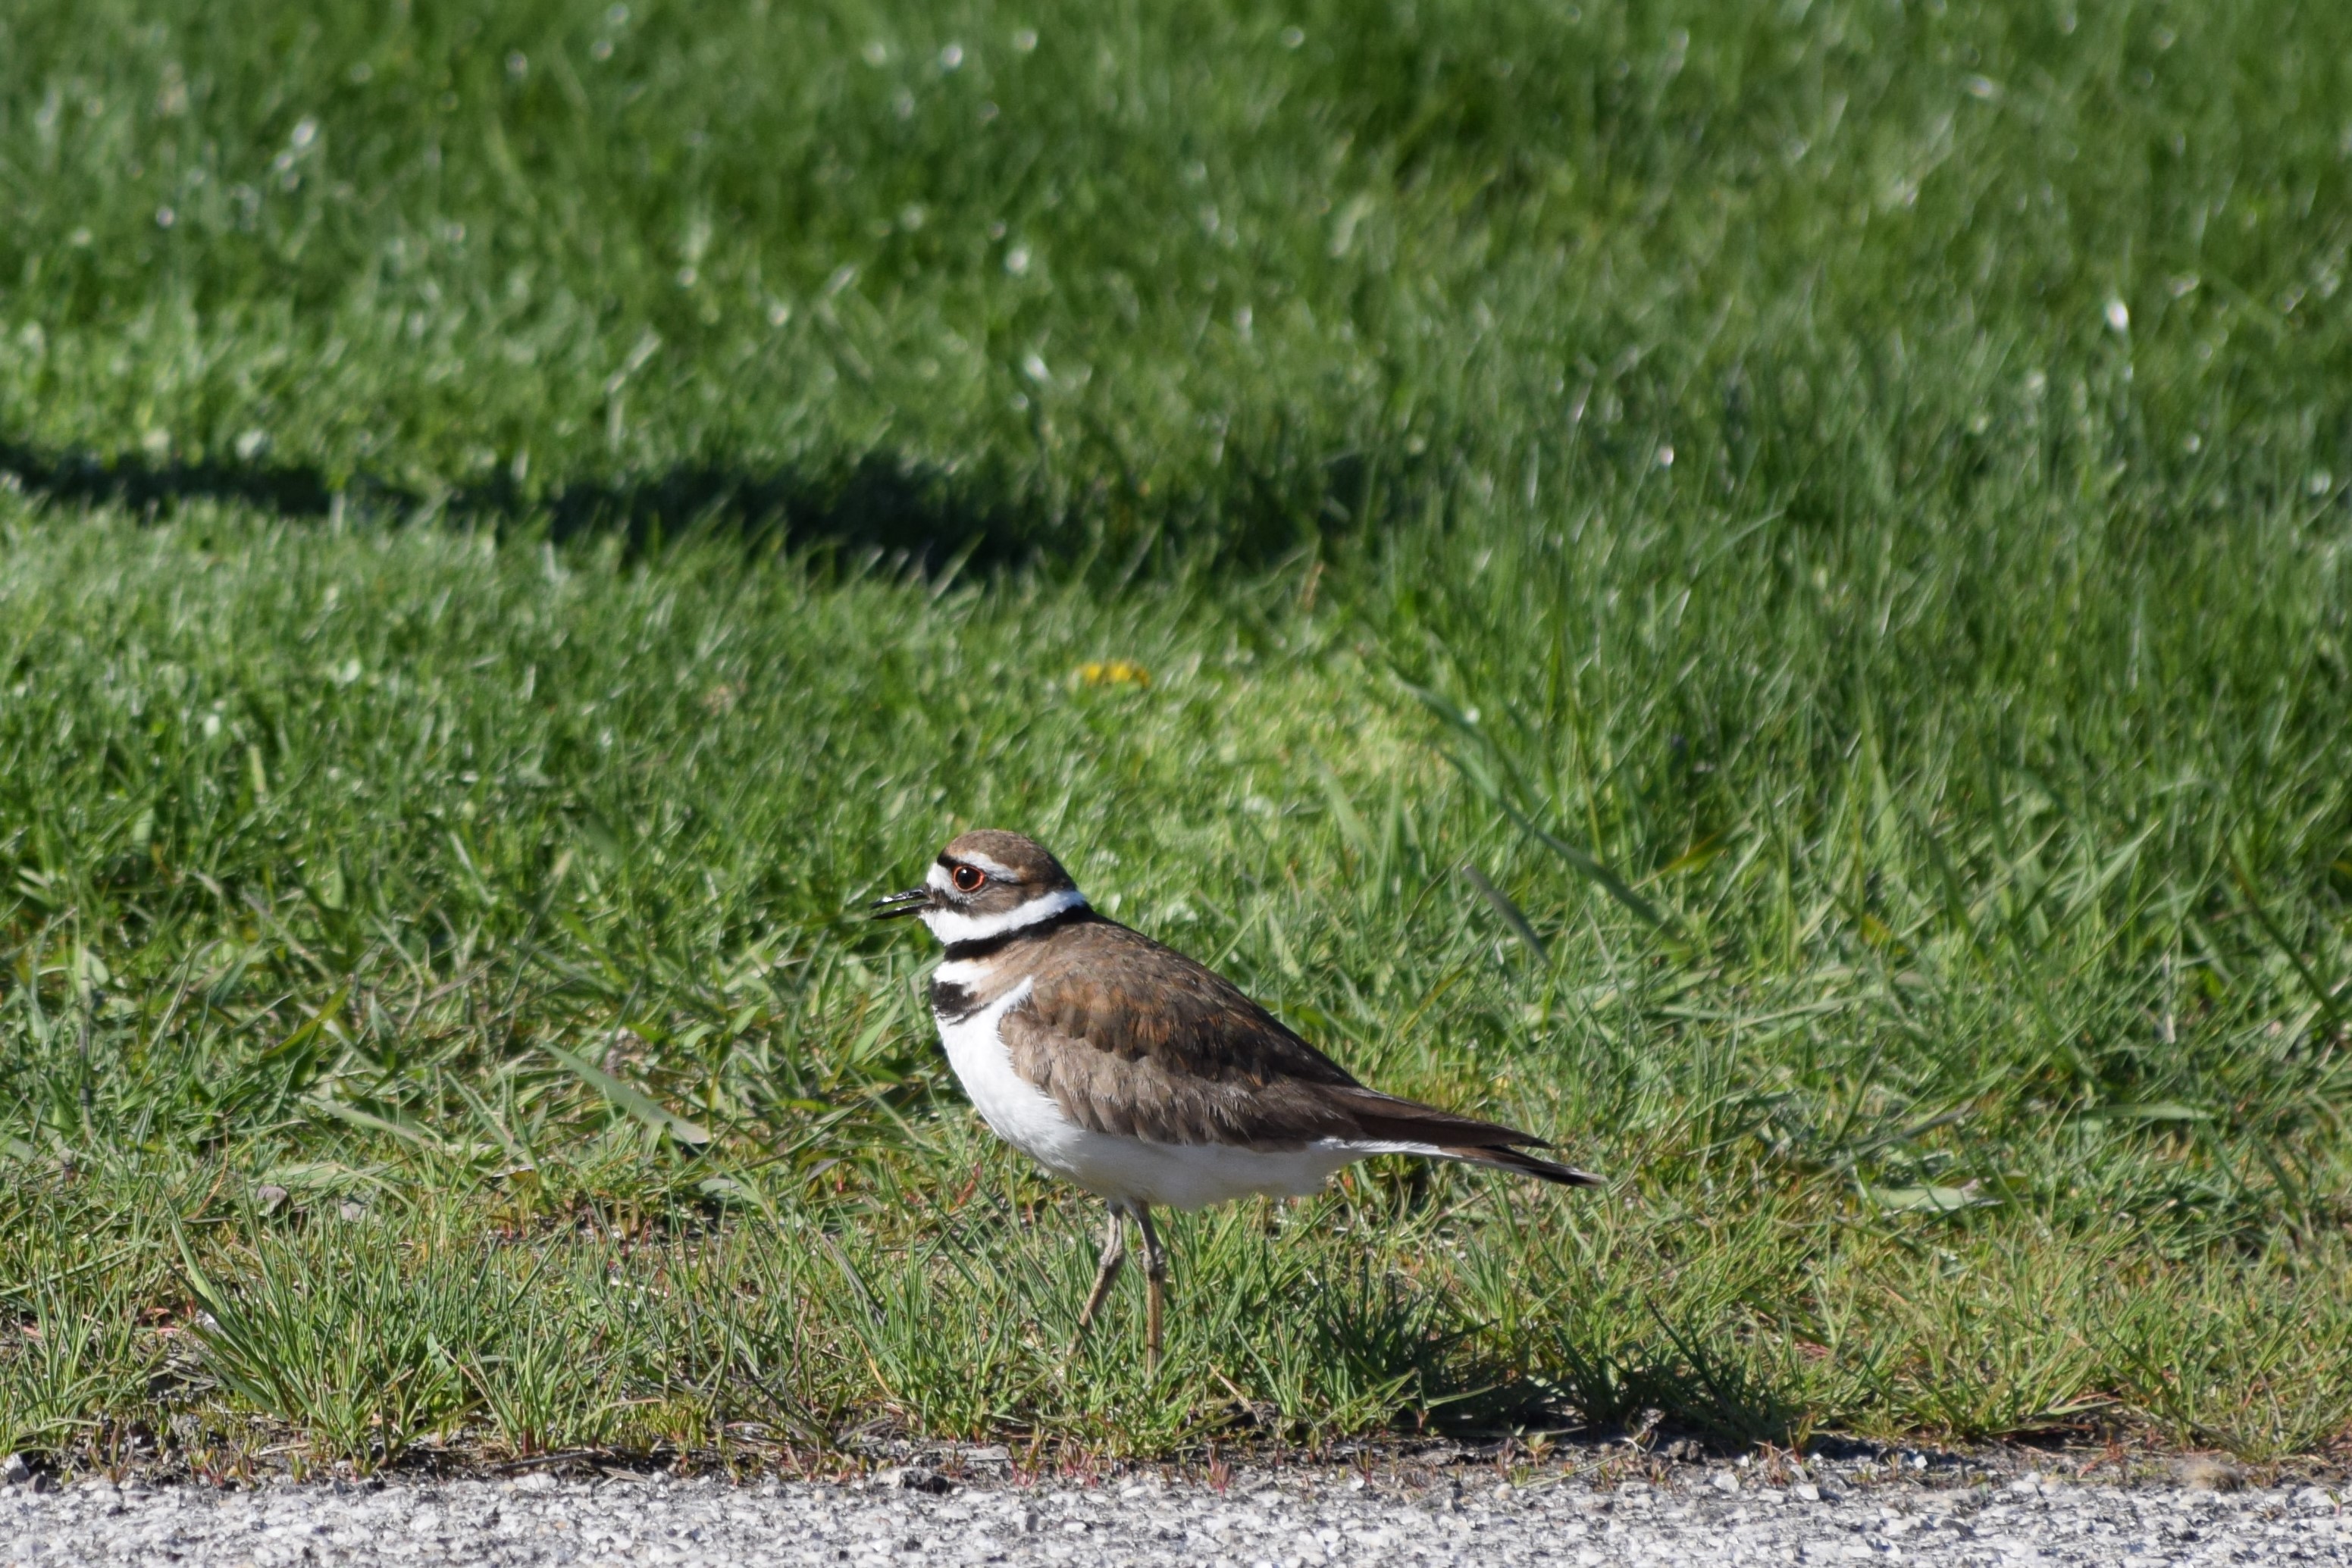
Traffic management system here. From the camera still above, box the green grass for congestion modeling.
[2,0,2350,1473]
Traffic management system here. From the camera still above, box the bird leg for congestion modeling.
[1072,1201,1127,1352]
[1133,1203,1169,1373]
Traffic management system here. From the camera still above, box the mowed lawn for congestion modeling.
[2,0,2350,1471]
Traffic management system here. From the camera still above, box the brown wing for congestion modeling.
[1002,919,1595,1182]
[1001,919,1358,1147]
[1018,920,1358,1085]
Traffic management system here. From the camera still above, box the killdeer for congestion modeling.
[872,829,1598,1369]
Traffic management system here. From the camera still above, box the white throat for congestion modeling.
[920,887,1088,946]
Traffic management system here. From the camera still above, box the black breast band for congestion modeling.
[929,977,979,1023]
[939,903,1091,963]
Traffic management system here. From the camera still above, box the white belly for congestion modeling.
[935,983,1370,1210]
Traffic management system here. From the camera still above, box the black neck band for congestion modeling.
[941,903,1091,962]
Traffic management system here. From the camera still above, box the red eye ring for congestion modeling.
[951,864,987,893]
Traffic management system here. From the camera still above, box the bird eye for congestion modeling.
[951,864,987,893]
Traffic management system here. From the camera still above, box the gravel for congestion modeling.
[4,1464,2347,1566]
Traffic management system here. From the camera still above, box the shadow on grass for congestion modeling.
[0,439,1037,571]
[1524,1316,1811,1451]
[0,440,343,521]
[0,437,1412,572]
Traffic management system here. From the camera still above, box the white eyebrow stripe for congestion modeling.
[952,851,1023,881]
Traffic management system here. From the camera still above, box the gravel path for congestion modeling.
[4,1465,2347,1566]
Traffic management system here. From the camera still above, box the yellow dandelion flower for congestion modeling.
[1075,660,1151,688]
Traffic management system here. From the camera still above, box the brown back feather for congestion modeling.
[1001,915,1572,1164]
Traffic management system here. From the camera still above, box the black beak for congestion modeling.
[869,887,932,921]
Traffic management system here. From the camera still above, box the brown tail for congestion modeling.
[1442,1143,1605,1187]
[1325,1085,1604,1188]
